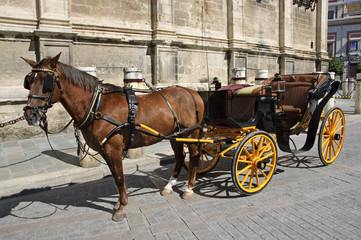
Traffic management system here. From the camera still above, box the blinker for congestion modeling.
[24,72,36,90]
[42,74,55,93]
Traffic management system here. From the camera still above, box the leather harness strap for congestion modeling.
[74,81,103,129]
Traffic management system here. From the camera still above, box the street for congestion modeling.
[0,114,360,239]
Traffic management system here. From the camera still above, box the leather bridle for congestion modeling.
[23,67,62,114]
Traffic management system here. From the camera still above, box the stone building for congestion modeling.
[0,0,328,140]
[328,0,361,79]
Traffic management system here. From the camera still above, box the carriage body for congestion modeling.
[184,73,345,195]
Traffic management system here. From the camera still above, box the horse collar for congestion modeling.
[74,81,103,129]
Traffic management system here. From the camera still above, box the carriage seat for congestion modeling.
[262,73,328,126]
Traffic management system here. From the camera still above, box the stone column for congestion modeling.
[315,0,329,72]
[35,0,75,62]
[279,0,292,75]
[355,73,361,114]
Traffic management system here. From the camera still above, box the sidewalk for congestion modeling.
[0,96,360,198]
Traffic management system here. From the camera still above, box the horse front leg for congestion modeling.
[182,143,200,199]
[102,144,128,221]
[161,141,185,196]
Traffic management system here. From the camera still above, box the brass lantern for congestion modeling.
[272,73,285,94]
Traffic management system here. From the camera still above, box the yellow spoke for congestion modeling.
[256,137,264,155]
[333,117,342,131]
[259,168,268,179]
[237,165,251,176]
[243,148,253,160]
[255,169,260,187]
[322,137,330,148]
[240,169,252,186]
[331,141,336,156]
[259,152,275,162]
[248,170,254,190]
[334,125,344,133]
[251,139,256,156]
[258,142,271,157]
[323,142,329,159]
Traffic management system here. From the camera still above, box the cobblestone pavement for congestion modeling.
[0,97,360,239]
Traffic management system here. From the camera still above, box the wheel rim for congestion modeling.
[319,108,345,164]
[184,142,220,174]
[234,133,277,194]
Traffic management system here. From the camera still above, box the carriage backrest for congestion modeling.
[262,73,328,110]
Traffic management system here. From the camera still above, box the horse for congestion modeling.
[22,53,204,221]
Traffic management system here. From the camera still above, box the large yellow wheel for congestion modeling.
[231,131,277,195]
[318,107,345,165]
[183,142,221,174]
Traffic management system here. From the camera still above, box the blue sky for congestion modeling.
[345,0,359,2]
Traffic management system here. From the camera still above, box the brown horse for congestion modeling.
[22,53,204,221]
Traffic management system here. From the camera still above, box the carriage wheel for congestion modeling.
[231,131,277,195]
[183,141,221,174]
[318,107,345,165]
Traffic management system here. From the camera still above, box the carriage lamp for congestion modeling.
[272,73,285,108]
[272,73,285,94]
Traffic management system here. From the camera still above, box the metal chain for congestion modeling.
[0,116,25,128]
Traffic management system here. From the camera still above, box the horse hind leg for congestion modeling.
[161,141,185,196]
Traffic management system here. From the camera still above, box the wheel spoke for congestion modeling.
[248,170,254,190]
[259,152,274,162]
[258,142,271,157]
[240,169,252,186]
[322,137,330,148]
[259,168,268,179]
[255,169,260,187]
[334,125,344,133]
[331,140,336,157]
[256,137,264,155]
[237,165,251,176]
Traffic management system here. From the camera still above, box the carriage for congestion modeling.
[182,73,345,195]
[22,54,344,220]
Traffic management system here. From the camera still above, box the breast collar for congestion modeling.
[74,80,103,129]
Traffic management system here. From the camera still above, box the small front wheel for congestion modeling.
[231,131,277,195]
[183,142,221,174]
[318,107,345,165]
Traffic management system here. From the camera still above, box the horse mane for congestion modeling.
[58,62,98,91]
[58,62,125,93]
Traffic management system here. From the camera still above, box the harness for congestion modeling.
[24,63,201,151]
[76,84,201,149]
[74,81,103,129]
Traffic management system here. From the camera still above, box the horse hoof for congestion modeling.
[161,188,173,196]
[182,191,193,199]
[112,210,127,222]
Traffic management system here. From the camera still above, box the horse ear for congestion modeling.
[50,52,62,68]
[21,57,37,68]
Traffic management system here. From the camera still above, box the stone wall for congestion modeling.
[0,0,329,140]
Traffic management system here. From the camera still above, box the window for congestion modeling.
[327,42,335,56]
[328,10,334,19]
[350,41,358,51]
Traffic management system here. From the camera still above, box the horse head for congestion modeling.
[22,53,63,126]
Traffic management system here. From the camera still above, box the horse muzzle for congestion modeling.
[23,106,44,126]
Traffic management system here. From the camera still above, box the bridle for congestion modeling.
[23,64,63,131]
[23,66,62,114]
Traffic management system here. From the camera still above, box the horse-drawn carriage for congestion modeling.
[183,72,345,195]
[22,53,344,220]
